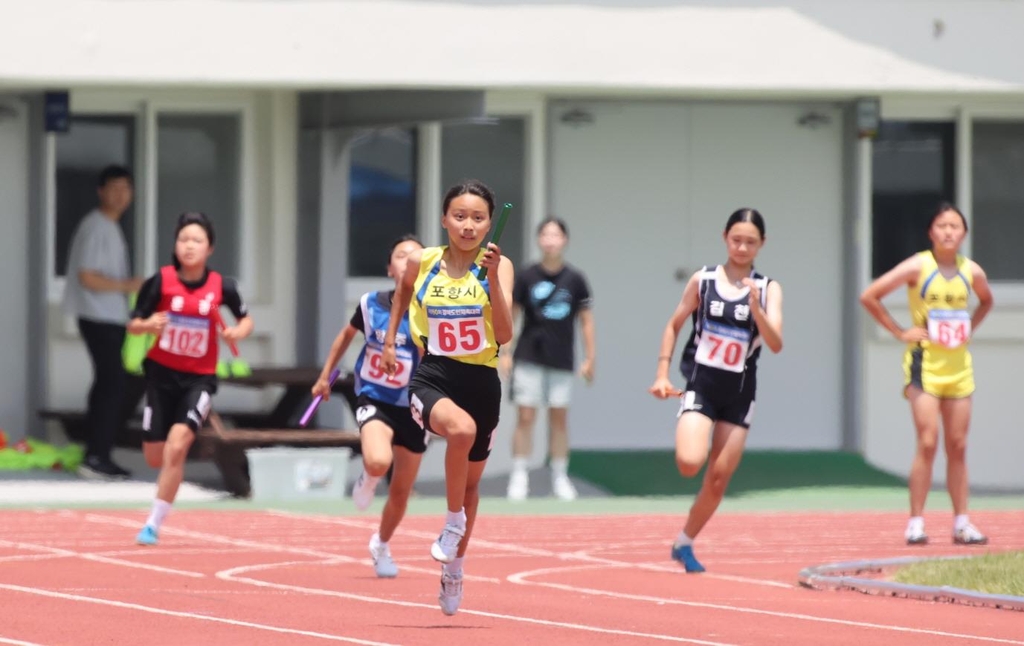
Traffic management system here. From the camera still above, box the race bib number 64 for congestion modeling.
[427,305,485,357]
[928,309,971,349]
[695,321,751,373]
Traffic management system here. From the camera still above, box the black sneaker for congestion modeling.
[78,456,131,481]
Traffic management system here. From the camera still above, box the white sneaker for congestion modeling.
[507,470,528,501]
[368,533,398,578]
[953,523,988,545]
[430,523,466,564]
[438,568,464,616]
[905,519,928,545]
[552,474,578,501]
[351,469,379,511]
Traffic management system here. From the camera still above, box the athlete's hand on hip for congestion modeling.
[480,243,502,277]
[146,312,169,335]
[311,377,331,401]
[649,377,683,399]
[381,344,398,377]
[898,327,930,343]
[741,277,761,308]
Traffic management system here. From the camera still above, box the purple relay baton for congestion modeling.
[299,368,341,427]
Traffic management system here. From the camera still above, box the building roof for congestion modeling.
[3,0,1020,95]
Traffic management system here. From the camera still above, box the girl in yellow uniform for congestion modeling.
[860,203,993,546]
[383,179,514,616]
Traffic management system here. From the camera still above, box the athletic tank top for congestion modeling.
[410,246,499,368]
[680,266,770,389]
[353,290,419,407]
[908,250,973,355]
[147,265,223,375]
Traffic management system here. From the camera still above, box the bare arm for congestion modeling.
[382,249,422,375]
[79,270,140,294]
[498,304,521,379]
[649,272,701,398]
[970,261,994,332]
[578,307,596,382]
[859,255,926,343]
[312,324,360,400]
[746,279,783,353]
[489,253,515,345]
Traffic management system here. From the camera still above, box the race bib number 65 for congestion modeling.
[695,321,751,373]
[427,305,485,357]
[928,309,971,349]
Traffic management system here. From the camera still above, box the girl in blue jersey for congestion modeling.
[312,235,425,578]
[649,208,784,573]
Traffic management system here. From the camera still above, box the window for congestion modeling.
[49,103,249,300]
[971,121,1024,281]
[55,115,136,277]
[871,121,956,278]
[348,128,418,276]
[157,114,241,277]
[440,118,526,268]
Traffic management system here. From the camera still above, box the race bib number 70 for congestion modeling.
[426,305,486,357]
[694,321,751,373]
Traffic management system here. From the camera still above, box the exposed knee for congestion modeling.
[676,456,703,479]
[144,451,163,469]
[445,419,477,450]
[945,437,968,462]
[517,408,537,430]
[364,458,391,478]
[917,433,939,460]
[703,468,732,499]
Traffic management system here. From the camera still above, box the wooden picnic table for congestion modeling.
[220,366,358,428]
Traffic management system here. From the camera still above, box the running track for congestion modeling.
[1,509,1022,645]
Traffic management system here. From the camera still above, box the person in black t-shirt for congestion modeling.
[499,218,595,502]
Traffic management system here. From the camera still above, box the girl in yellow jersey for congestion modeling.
[382,179,514,616]
[860,203,993,546]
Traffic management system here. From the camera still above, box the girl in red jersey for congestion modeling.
[128,212,253,545]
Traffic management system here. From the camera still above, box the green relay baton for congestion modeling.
[478,202,512,281]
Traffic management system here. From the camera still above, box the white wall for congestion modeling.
[549,99,844,451]
[0,96,30,441]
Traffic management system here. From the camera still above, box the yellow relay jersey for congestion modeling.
[906,250,973,367]
[410,246,499,368]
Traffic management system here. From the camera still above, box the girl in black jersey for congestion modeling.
[649,208,784,573]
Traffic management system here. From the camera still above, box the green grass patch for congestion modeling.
[893,551,1024,597]
[568,450,906,497]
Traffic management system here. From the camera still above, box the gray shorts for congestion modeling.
[511,362,574,408]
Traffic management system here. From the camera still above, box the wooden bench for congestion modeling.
[197,412,362,498]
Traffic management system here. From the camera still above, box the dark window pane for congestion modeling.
[972,121,1024,281]
[348,128,417,276]
[440,119,526,268]
[55,116,135,276]
[157,114,241,277]
[871,121,955,277]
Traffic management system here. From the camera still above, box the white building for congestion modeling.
[2,0,1023,487]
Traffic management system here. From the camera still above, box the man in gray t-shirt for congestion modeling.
[62,165,142,480]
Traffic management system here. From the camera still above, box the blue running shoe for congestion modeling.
[671,544,705,573]
[136,525,159,546]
